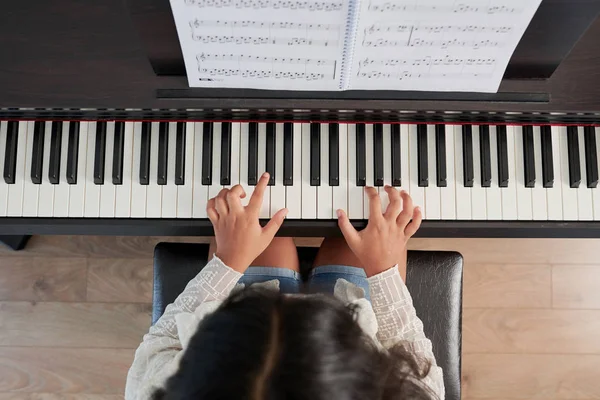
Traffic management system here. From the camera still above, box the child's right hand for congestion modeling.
[336,186,421,277]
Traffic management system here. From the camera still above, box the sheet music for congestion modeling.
[169,0,350,90]
[348,0,542,92]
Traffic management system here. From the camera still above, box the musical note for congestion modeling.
[196,53,336,67]
[184,0,344,12]
[190,19,340,31]
[366,1,522,14]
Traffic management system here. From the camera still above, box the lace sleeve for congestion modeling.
[367,267,445,399]
[125,256,242,400]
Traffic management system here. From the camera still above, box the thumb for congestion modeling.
[337,209,359,245]
[263,208,288,239]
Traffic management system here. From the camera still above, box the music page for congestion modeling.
[348,0,542,92]
[169,0,350,90]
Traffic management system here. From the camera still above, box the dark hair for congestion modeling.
[153,288,436,400]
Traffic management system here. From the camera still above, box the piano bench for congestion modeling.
[152,242,463,400]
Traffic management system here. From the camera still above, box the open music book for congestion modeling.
[169,0,542,93]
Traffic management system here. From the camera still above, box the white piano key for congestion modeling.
[22,122,40,217]
[454,125,472,219]
[317,123,333,219]
[577,126,593,220]
[424,125,441,219]
[379,124,392,213]
[547,126,563,220]
[230,123,241,187]
[347,124,363,219]
[177,122,195,218]
[270,123,286,217]
[257,123,270,218]
[514,126,533,220]
[285,123,302,218]
[440,125,456,220]
[38,121,55,217]
[531,126,548,220]
[7,121,28,216]
[130,122,147,218]
[301,123,317,219]
[209,122,222,202]
[502,125,518,220]
[192,122,208,218]
[239,123,251,208]
[68,122,88,217]
[559,126,577,220]
[363,124,374,219]
[161,122,178,218]
[408,124,425,214]
[486,126,502,220]
[594,127,600,220]
[146,122,162,218]
[471,125,487,220]
[52,122,70,217]
[84,122,101,217]
[0,122,8,215]
[399,124,410,194]
[99,122,116,217]
[332,123,348,218]
[115,122,134,217]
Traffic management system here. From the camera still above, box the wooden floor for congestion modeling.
[1,236,600,399]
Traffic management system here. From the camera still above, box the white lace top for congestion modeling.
[125,257,444,399]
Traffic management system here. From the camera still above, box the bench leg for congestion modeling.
[0,235,32,251]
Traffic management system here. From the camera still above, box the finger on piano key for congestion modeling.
[408,124,425,216]
[193,122,209,218]
[501,125,518,220]
[146,121,162,218]
[559,126,577,220]
[7,122,28,216]
[112,121,125,185]
[347,124,363,219]
[177,122,194,218]
[93,121,106,185]
[486,126,502,220]
[0,122,8,215]
[139,122,151,186]
[221,122,232,186]
[247,122,258,186]
[425,124,441,219]
[239,123,251,208]
[471,125,487,220]
[391,124,402,187]
[265,122,275,186]
[454,125,472,219]
[577,126,593,220]
[567,126,581,188]
[301,123,316,219]
[440,125,456,220]
[68,122,88,217]
[38,121,55,217]
[53,122,70,217]
[417,124,428,188]
[594,126,600,220]
[379,124,391,213]
[285,123,302,218]
[363,124,374,219]
[4,121,19,185]
[208,122,222,201]
[257,123,270,218]
[546,125,563,220]
[497,125,509,188]
[131,122,148,218]
[540,126,554,188]
[332,123,348,218]
[584,126,598,188]
[115,122,133,217]
[373,123,384,187]
[99,122,116,217]
[532,126,548,220]
[270,123,286,217]
[22,122,40,216]
[318,123,332,219]
[161,122,178,218]
[514,125,533,220]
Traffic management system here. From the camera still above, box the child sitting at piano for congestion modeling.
[125,172,444,400]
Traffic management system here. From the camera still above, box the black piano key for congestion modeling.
[157,122,168,185]
[112,121,125,185]
[248,122,258,185]
[265,122,276,186]
[221,122,232,185]
[175,122,186,185]
[139,122,151,185]
[66,121,79,184]
[462,125,474,187]
[479,125,492,188]
[93,121,107,185]
[283,122,293,186]
[31,121,45,184]
[329,124,339,186]
[391,124,401,186]
[48,121,63,184]
[373,123,384,186]
[540,125,554,188]
[310,123,320,186]
[567,126,581,188]
[496,125,509,188]
[3,121,19,184]
[356,124,366,186]
[435,125,447,187]
[584,126,599,188]
[417,124,428,187]
[522,125,535,188]
[202,122,214,186]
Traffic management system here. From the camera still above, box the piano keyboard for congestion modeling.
[1,120,600,221]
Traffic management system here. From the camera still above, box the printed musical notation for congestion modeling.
[192,35,338,46]
[190,19,339,31]
[367,1,521,14]
[363,23,513,35]
[358,56,497,68]
[197,53,336,67]
[184,0,344,11]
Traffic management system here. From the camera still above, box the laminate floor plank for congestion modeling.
[87,258,153,303]
[553,265,600,309]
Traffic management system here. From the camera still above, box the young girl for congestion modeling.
[126,172,444,400]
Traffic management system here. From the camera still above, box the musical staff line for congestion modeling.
[362,37,502,49]
[192,34,339,46]
[184,0,344,11]
[190,19,341,31]
[366,1,522,14]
